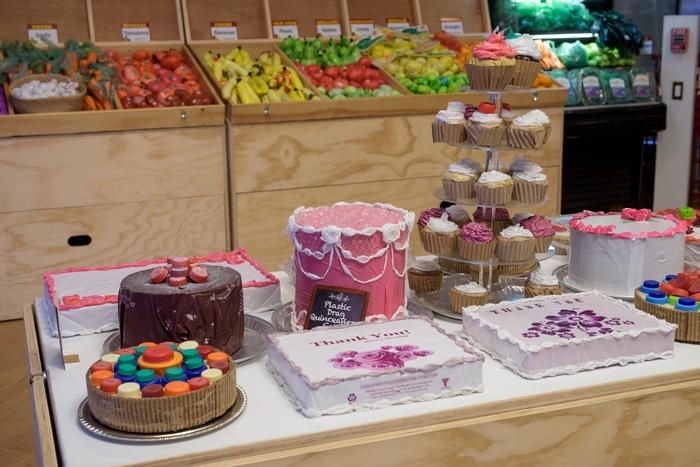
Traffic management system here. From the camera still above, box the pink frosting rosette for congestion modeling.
[521,215,555,237]
[621,208,654,221]
[418,208,446,227]
[460,222,494,244]
[473,33,516,61]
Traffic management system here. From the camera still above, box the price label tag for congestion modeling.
[210,21,238,40]
[305,286,369,330]
[272,20,299,38]
[27,24,58,44]
[121,22,151,42]
[440,17,464,35]
[350,19,374,37]
[316,19,342,37]
[386,17,410,31]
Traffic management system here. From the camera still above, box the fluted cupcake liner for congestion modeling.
[507,126,548,149]
[432,121,466,144]
[449,288,488,313]
[439,257,471,274]
[458,238,496,260]
[543,124,552,144]
[469,264,499,283]
[513,179,548,203]
[443,178,475,201]
[407,270,443,294]
[525,283,562,298]
[634,290,699,343]
[496,237,536,262]
[473,218,511,237]
[466,63,515,91]
[510,58,541,88]
[474,183,513,205]
[498,262,535,276]
[554,236,569,255]
[466,123,506,147]
[533,234,554,254]
[419,227,458,255]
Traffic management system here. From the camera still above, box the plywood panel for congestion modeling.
[185,0,269,40]
[346,0,416,28]
[232,110,563,193]
[0,127,226,213]
[269,0,344,38]
[0,196,227,320]
[90,0,181,42]
[235,175,558,271]
[0,0,89,42]
[420,0,489,35]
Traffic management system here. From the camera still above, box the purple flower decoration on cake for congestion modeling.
[347,393,357,403]
[330,346,433,372]
[523,308,633,340]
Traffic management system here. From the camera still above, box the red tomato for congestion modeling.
[324,67,339,78]
[133,49,150,61]
[361,79,378,90]
[358,56,372,67]
[122,65,140,82]
[306,64,321,74]
[348,68,363,82]
[660,283,675,294]
[339,66,349,78]
[333,78,349,88]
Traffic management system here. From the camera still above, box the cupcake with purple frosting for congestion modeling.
[458,222,496,260]
[520,215,555,253]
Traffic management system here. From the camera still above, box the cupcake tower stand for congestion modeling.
[414,89,554,320]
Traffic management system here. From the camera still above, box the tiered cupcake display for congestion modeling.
[85,340,237,433]
[418,32,558,317]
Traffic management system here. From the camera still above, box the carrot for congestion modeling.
[45,63,52,73]
[102,100,112,110]
[87,52,98,64]
[79,59,89,71]
[88,79,104,102]
[84,95,98,111]
[94,69,103,81]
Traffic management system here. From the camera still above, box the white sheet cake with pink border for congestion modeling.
[462,291,676,379]
[267,317,484,417]
[288,202,414,330]
[43,249,280,337]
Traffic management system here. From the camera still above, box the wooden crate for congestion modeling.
[0,0,230,319]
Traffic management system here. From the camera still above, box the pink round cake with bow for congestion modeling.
[288,202,414,328]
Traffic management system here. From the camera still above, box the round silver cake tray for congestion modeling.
[436,245,555,269]
[78,384,246,443]
[412,274,528,321]
[270,301,434,333]
[433,187,549,208]
[103,314,273,366]
[553,264,634,302]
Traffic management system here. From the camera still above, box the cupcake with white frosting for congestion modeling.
[407,259,443,294]
[507,109,551,149]
[496,224,536,261]
[506,34,542,88]
[524,268,562,297]
[510,156,548,203]
[500,102,517,124]
[432,101,467,144]
[474,170,514,205]
[449,281,488,312]
[418,211,459,255]
[466,102,506,147]
[442,158,482,201]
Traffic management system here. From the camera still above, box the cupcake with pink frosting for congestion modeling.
[473,207,511,236]
[458,222,496,260]
[417,209,459,255]
[520,215,555,253]
[466,32,516,90]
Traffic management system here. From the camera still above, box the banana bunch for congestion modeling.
[203,48,319,104]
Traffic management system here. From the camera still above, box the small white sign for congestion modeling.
[272,20,299,38]
[210,21,238,40]
[350,20,374,37]
[440,17,464,35]
[27,24,58,44]
[386,18,410,31]
[316,19,342,37]
[121,22,151,42]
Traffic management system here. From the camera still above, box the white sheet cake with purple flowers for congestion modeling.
[462,291,677,379]
[266,317,483,417]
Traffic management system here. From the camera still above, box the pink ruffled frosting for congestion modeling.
[418,208,446,227]
[472,33,516,61]
[521,215,555,237]
[621,208,653,221]
[295,204,405,230]
[569,210,688,239]
[473,207,510,221]
[460,222,494,244]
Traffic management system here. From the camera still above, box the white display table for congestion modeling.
[23,259,700,466]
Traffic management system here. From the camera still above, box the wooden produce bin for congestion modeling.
[0,0,229,321]
[184,0,567,271]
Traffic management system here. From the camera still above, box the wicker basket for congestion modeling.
[86,356,237,433]
[9,74,86,114]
